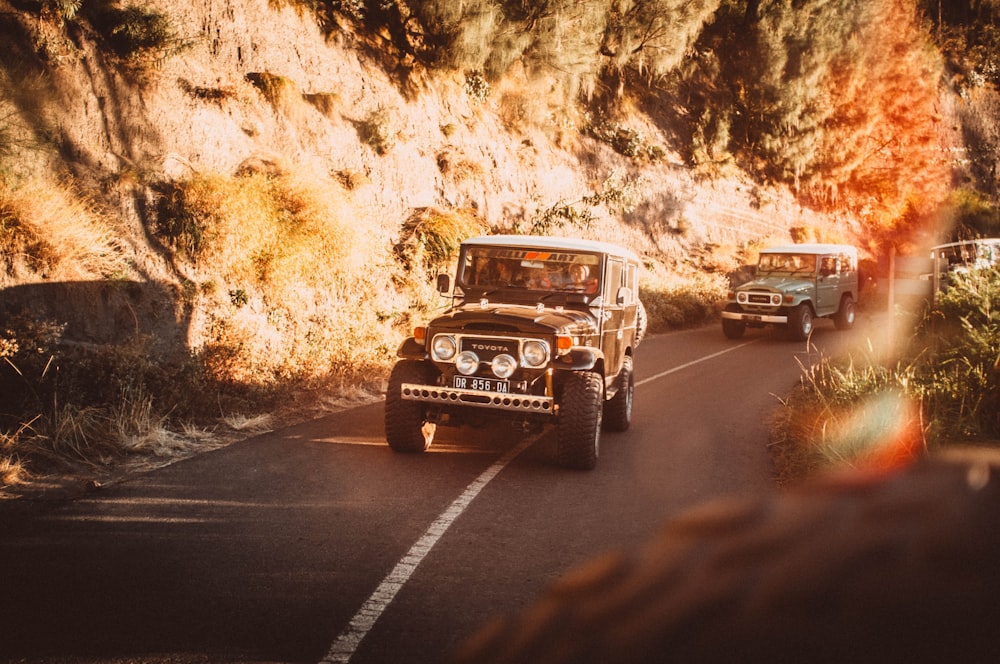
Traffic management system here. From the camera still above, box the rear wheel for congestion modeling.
[834,295,856,330]
[788,303,813,341]
[385,361,436,453]
[603,356,633,432]
[556,371,603,470]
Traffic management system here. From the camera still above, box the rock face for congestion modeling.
[452,456,1000,664]
[0,0,810,365]
[3,0,807,255]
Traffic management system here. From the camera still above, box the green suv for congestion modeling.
[385,235,646,470]
[722,243,858,341]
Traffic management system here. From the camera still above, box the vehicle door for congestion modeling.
[600,257,626,378]
[816,255,841,315]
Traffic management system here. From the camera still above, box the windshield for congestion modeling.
[933,241,1000,270]
[758,252,818,274]
[458,247,601,294]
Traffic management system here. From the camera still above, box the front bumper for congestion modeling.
[721,310,789,324]
[400,383,555,415]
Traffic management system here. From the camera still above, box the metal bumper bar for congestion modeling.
[721,310,789,324]
[401,383,555,414]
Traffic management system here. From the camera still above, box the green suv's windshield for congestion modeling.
[459,247,601,294]
[758,253,818,274]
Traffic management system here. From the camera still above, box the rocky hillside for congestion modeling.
[1,0,817,284]
[0,0,894,447]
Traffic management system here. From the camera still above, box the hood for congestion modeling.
[429,302,598,336]
[737,275,814,294]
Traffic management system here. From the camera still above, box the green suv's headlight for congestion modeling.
[491,354,517,379]
[431,334,457,361]
[521,340,549,368]
[455,351,479,375]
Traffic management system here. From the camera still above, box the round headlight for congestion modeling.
[491,353,517,379]
[521,340,549,368]
[737,292,748,304]
[455,351,479,375]
[431,335,457,361]
[771,294,782,306]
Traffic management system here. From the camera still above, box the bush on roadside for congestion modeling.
[771,268,1000,483]
[640,273,728,331]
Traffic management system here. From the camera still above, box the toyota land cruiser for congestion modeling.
[384,235,646,470]
[722,243,858,341]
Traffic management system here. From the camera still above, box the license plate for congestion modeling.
[452,376,510,393]
[745,314,763,322]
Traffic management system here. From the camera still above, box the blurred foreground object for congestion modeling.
[454,453,1000,663]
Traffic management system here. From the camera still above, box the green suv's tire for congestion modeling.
[834,294,856,330]
[603,355,633,432]
[787,303,813,341]
[556,371,603,470]
[721,318,746,339]
[385,360,435,453]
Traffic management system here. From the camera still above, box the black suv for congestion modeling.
[385,235,646,469]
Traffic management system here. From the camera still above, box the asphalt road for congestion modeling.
[0,317,877,664]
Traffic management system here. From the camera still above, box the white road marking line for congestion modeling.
[635,340,757,387]
[319,434,538,663]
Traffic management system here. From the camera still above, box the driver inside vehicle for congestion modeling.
[568,263,599,294]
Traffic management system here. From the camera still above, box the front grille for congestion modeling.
[748,292,773,304]
[460,336,519,362]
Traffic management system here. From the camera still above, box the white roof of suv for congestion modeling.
[464,235,640,261]
[762,243,857,258]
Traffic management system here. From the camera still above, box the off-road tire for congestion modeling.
[602,356,633,432]
[721,319,745,339]
[834,294,856,330]
[385,360,435,453]
[452,459,1000,664]
[787,302,813,341]
[721,305,746,339]
[555,371,603,470]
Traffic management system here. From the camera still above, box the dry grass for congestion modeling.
[769,356,927,485]
[639,270,729,331]
[771,266,1000,484]
[0,177,129,283]
[155,163,440,390]
[247,72,303,118]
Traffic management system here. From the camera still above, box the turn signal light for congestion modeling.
[414,326,426,344]
[555,335,573,354]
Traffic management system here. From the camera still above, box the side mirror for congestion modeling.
[436,274,451,294]
[616,286,630,306]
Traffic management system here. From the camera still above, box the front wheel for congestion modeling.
[722,317,746,339]
[556,371,603,470]
[787,303,813,341]
[603,356,634,432]
[385,360,436,453]
[834,295,856,330]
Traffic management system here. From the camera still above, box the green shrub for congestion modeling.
[773,267,1000,482]
[360,106,398,155]
[639,274,728,331]
[87,3,189,69]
